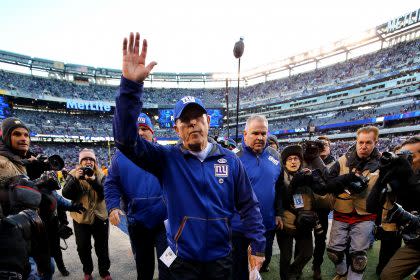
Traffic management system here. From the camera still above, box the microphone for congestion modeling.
[233,37,244,59]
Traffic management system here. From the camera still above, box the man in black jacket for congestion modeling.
[312,136,335,280]
[367,136,420,279]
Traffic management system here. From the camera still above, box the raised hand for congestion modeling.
[122,32,157,83]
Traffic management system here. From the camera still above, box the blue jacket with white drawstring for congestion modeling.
[232,139,281,233]
[113,76,266,262]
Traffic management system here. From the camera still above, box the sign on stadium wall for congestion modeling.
[386,8,420,33]
[66,99,112,112]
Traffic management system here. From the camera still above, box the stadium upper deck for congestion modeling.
[0,8,419,88]
[0,8,419,143]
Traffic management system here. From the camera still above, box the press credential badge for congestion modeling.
[160,246,177,268]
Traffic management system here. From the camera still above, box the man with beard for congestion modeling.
[0,117,49,278]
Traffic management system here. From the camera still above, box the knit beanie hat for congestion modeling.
[281,145,303,165]
[267,135,279,149]
[1,117,30,148]
[137,113,154,134]
[79,148,96,163]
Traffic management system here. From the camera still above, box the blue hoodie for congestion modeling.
[232,140,281,233]
[104,150,167,229]
[113,76,265,262]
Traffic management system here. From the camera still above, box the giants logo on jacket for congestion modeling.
[214,164,229,178]
[268,156,279,166]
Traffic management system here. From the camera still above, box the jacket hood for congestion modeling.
[345,144,380,172]
[0,138,25,166]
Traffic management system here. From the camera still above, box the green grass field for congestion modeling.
[260,241,412,280]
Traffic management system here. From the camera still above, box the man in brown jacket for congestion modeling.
[326,126,381,280]
[62,148,111,280]
[0,117,50,278]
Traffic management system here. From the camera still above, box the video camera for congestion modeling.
[387,203,420,245]
[4,209,45,239]
[24,152,65,181]
[301,140,326,161]
[380,151,413,169]
[295,210,324,236]
[0,207,47,275]
[378,151,414,189]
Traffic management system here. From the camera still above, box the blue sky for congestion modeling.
[0,0,418,73]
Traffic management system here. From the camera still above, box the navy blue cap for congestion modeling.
[137,113,154,133]
[174,96,207,120]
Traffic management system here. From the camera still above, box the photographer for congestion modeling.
[276,144,325,280]
[33,171,86,279]
[303,135,335,279]
[368,136,420,279]
[383,203,420,280]
[326,126,381,280]
[365,145,406,275]
[0,117,50,278]
[62,149,111,280]
[267,135,280,152]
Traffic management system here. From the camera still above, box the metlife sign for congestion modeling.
[66,99,112,112]
[386,8,420,33]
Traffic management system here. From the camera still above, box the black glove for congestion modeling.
[68,203,86,214]
[331,173,368,195]
[346,174,369,195]
[34,171,61,191]
[291,171,313,188]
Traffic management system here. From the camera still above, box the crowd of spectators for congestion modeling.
[11,110,114,137]
[220,100,420,138]
[31,133,414,171]
[0,39,418,108]
[8,96,419,139]
[1,39,419,160]
[231,39,420,105]
[0,71,225,107]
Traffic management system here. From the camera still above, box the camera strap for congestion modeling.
[60,238,68,250]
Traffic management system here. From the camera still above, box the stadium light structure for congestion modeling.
[233,37,244,141]
[225,78,230,139]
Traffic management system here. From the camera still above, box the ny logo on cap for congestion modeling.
[181,96,196,104]
[138,117,146,123]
